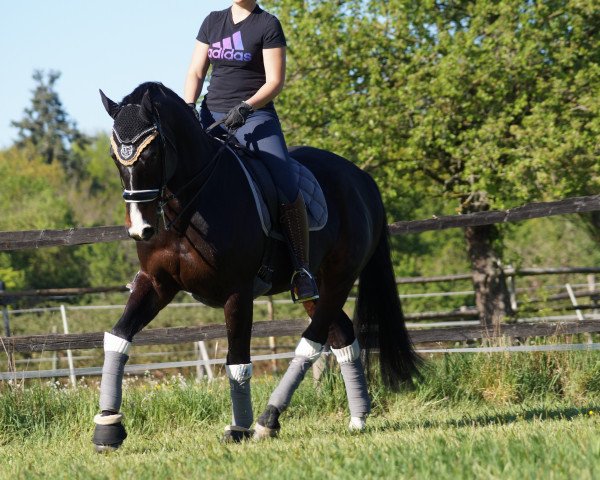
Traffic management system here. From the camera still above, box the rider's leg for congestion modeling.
[202,104,319,302]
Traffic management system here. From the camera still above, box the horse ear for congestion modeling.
[99,89,121,119]
[140,90,154,124]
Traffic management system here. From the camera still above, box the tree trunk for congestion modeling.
[464,224,513,327]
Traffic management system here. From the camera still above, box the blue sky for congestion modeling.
[0,0,231,148]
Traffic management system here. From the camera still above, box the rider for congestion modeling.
[184,0,319,303]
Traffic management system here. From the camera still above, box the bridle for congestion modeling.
[116,115,232,232]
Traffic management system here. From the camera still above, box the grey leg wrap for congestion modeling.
[268,356,313,411]
[229,378,253,428]
[226,363,253,429]
[332,339,370,430]
[99,351,129,412]
[339,358,371,418]
[268,337,323,411]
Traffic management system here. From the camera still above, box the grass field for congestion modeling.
[1,347,600,479]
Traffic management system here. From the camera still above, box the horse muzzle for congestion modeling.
[128,225,155,241]
[127,201,156,241]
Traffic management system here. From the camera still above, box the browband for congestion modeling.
[111,130,159,166]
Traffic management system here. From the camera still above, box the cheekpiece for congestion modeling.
[111,104,158,166]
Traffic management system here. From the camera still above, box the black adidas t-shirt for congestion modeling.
[197,5,286,112]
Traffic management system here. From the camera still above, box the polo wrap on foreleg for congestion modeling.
[332,340,371,422]
[226,363,253,429]
[268,337,323,411]
[99,332,131,413]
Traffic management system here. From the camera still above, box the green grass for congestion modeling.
[1,349,600,479]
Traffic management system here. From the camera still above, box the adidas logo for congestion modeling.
[208,31,252,61]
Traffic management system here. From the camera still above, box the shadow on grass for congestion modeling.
[374,404,600,433]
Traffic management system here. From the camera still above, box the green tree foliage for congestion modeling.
[265,0,599,320]
[0,139,135,290]
[269,0,599,214]
[11,70,89,175]
[0,147,87,289]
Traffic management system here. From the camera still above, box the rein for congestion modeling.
[158,138,229,231]
[118,108,234,232]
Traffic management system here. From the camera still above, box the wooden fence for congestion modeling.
[2,318,600,355]
[0,193,599,373]
[0,194,598,251]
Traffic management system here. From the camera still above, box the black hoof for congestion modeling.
[92,422,127,453]
[257,404,281,431]
[221,427,253,443]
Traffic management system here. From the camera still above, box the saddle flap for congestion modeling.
[226,145,328,239]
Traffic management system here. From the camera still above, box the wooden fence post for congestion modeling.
[60,305,77,387]
[51,325,58,382]
[507,267,518,313]
[197,341,213,380]
[0,281,15,373]
[0,281,11,337]
[588,274,598,315]
[267,296,277,374]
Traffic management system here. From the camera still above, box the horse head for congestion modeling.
[99,82,196,241]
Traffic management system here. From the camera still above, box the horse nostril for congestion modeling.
[141,226,155,241]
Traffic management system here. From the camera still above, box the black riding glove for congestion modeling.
[223,102,254,129]
[187,102,199,121]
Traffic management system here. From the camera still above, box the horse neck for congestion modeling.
[167,123,222,194]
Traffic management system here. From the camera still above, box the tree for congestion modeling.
[266,0,600,325]
[11,70,89,175]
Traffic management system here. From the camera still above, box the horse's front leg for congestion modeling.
[221,287,255,443]
[92,271,176,453]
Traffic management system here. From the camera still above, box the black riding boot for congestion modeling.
[280,193,319,303]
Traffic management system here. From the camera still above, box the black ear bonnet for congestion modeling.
[110,105,159,165]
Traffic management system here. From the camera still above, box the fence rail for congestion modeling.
[1,266,598,301]
[1,195,598,252]
[2,318,600,354]
[4,342,600,381]
[388,194,600,234]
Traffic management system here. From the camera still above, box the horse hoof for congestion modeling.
[94,442,122,454]
[222,425,254,443]
[92,421,127,453]
[348,416,367,432]
[253,422,280,440]
[255,404,281,440]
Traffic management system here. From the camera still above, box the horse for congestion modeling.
[92,81,420,451]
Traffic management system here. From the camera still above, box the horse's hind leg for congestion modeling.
[92,271,176,453]
[255,281,353,439]
[328,311,371,431]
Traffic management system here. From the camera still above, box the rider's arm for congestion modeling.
[184,41,210,104]
[244,46,286,110]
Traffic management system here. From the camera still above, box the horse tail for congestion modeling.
[354,215,422,391]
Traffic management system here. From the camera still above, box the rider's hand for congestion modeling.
[187,102,199,121]
[223,102,254,129]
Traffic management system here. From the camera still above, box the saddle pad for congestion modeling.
[226,146,328,239]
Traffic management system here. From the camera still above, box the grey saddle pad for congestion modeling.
[226,145,328,240]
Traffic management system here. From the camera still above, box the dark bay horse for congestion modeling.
[92,82,419,451]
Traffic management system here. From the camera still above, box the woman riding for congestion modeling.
[184,0,319,303]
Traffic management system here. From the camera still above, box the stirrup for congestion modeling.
[290,268,319,303]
